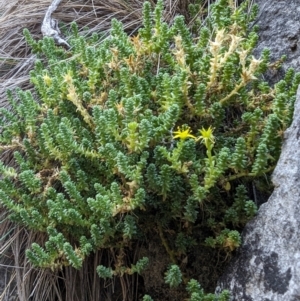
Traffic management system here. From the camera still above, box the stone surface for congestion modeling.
[217,80,300,298]
[253,0,300,73]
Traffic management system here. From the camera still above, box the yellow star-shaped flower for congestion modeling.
[198,126,215,147]
[173,127,196,140]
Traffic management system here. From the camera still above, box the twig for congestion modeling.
[41,0,70,48]
[157,223,177,264]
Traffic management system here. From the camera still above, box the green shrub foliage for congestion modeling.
[186,278,230,301]
[165,264,183,288]
[0,0,299,298]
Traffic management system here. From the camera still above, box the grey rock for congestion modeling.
[253,0,300,74]
[217,78,300,298]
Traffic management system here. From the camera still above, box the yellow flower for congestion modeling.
[198,126,215,147]
[173,126,196,140]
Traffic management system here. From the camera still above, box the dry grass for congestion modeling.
[0,0,251,300]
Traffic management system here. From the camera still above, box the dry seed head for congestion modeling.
[248,56,262,74]
[174,35,182,48]
[219,34,244,65]
[241,68,257,83]
[106,60,121,71]
[237,49,249,67]
[240,57,262,83]
[110,47,119,57]
[215,29,226,43]
[66,84,77,102]
[131,35,143,54]
[228,34,243,52]
[209,29,226,55]
[115,101,125,116]
[173,48,186,67]
[209,40,221,56]
[63,70,73,84]
[229,22,242,35]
